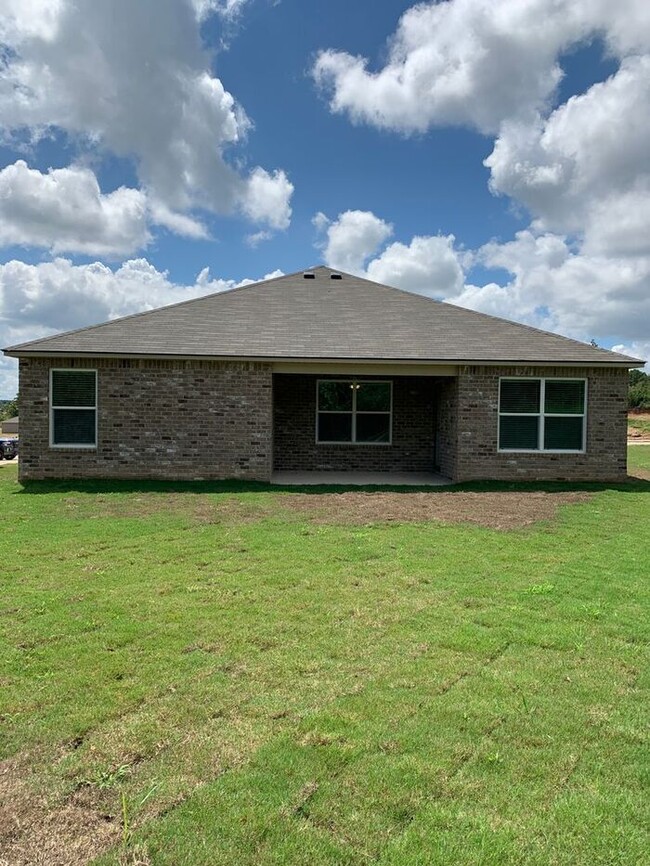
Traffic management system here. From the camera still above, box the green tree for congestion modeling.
[0,396,18,422]
[629,370,650,410]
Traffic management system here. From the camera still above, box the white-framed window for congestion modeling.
[316,379,392,445]
[50,369,97,448]
[498,377,587,453]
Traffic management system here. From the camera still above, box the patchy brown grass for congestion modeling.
[0,752,119,866]
[69,489,596,532]
[278,490,593,530]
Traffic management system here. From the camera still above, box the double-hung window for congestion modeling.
[50,369,97,447]
[498,378,586,452]
[317,380,392,444]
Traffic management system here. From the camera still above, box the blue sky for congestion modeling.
[0,0,648,395]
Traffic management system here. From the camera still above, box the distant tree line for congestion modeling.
[629,370,650,410]
[0,396,18,421]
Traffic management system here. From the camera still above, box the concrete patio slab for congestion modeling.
[271,471,453,486]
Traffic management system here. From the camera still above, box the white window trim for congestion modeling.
[49,368,98,449]
[316,379,393,446]
[497,377,587,454]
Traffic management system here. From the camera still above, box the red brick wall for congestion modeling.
[454,365,628,481]
[17,359,628,483]
[18,357,273,481]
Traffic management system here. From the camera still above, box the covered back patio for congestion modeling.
[272,371,457,483]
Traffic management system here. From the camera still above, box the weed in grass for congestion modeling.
[94,764,132,790]
[525,583,555,595]
[121,792,130,846]
[483,750,503,767]
[516,690,533,716]
[581,603,604,620]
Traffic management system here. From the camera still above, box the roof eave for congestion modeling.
[2,348,644,367]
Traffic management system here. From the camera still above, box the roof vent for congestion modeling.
[330,273,342,280]
[303,271,315,279]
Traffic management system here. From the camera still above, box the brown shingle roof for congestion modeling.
[3,266,643,365]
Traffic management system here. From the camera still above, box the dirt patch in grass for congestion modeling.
[62,489,596,531]
[279,490,593,530]
[192,498,274,525]
[0,753,119,866]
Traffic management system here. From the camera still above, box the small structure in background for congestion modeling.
[1,416,18,435]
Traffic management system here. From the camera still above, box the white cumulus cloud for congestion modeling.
[315,209,465,296]
[454,230,650,350]
[486,55,650,246]
[241,168,294,231]
[612,342,649,372]
[314,210,393,274]
[0,160,150,256]
[148,200,210,241]
[312,210,464,298]
[191,0,250,20]
[0,0,293,243]
[313,0,650,368]
[313,0,650,135]
[367,235,465,297]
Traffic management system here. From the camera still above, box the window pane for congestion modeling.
[318,413,352,442]
[356,413,390,443]
[318,381,353,412]
[53,409,96,445]
[545,380,585,414]
[499,416,539,449]
[356,382,391,412]
[500,380,540,413]
[544,416,583,450]
[52,370,96,407]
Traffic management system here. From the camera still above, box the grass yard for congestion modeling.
[629,442,650,474]
[1,454,649,866]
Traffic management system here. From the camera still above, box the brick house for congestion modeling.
[3,267,643,483]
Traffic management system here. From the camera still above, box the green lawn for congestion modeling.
[629,442,650,472]
[1,455,649,866]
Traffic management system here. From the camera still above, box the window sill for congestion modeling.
[50,444,97,450]
[498,449,586,455]
[316,441,392,447]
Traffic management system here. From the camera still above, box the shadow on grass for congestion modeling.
[12,475,650,496]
